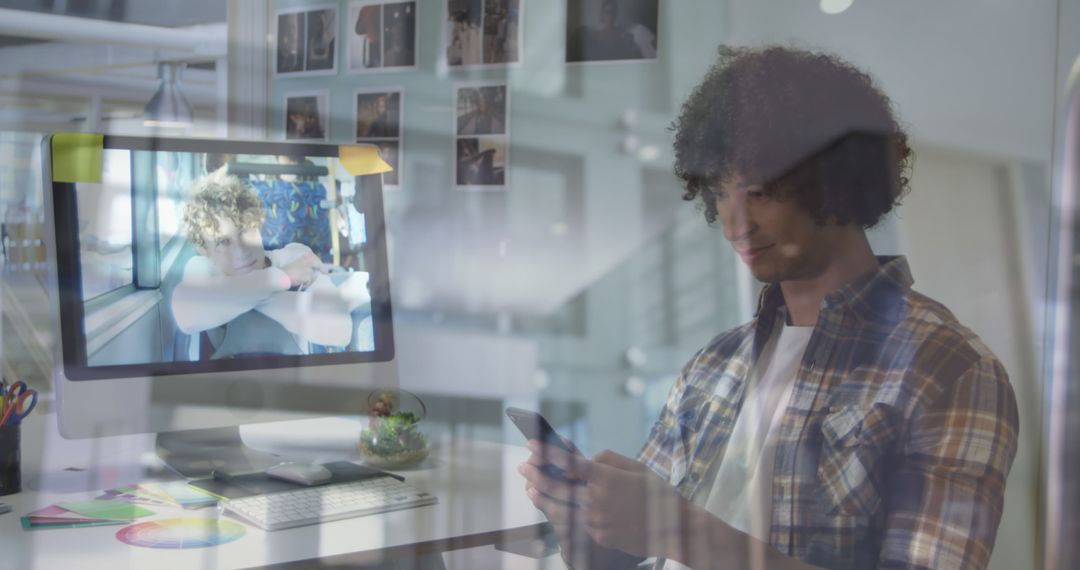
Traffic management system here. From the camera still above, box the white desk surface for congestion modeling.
[0,413,549,569]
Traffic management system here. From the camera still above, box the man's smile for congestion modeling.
[735,244,775,263]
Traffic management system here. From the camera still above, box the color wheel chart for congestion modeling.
[116,518,246,549]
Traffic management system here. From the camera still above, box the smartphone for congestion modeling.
[505,407,579,482]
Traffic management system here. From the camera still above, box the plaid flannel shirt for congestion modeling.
[639,256,1019,570]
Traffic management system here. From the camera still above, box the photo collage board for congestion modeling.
[274,0,660,189]
[455,83,508,188]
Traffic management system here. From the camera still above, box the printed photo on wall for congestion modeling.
[285,92,329,141]
[445,0,521,68]
[276,6,339,75]
[355,91,402,139]
[277,11,306,73]
[456,85,507,135]
[565,0,658,63]
[348,0,418,72]
[355,89,404,187]
[456,138,506,187]
[455,83,507,189]
[482,0,521,64]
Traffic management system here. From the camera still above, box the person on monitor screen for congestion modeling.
[171,173,372,358]
[518,46,1019,570]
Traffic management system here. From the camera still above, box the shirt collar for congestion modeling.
[754,255,914,324]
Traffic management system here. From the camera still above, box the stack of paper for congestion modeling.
[96,481,216,507]
[21,501,154,530]
[96,482,216,509]
[98,485,175,508]
[21,481,218,530]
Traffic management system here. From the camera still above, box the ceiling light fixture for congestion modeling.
[819,0,853,15]
[143,62,193,128]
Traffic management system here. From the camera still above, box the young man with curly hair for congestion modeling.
[171,173,371,357]
[519,46,1019,569]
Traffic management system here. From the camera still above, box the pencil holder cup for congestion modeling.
[0,422,21,496]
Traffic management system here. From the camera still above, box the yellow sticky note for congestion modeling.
[51,133,104,183]
[339,144,393,176]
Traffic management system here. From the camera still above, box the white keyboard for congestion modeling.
[223,477,437,531]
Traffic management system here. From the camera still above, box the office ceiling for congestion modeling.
[0,0,225,27]
[0,0,227,127]
[0,0,225,49]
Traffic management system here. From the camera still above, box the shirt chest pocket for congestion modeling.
[816,403,901,518]
[668,383,731,486]
[670,386,709,481]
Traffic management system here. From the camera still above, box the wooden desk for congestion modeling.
[0,413,553,569]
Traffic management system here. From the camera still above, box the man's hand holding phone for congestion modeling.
[505,407,584,485]
[523,437,587,486]
[520,440,687,567]
[518,436,595,568]
[509,408,646,568]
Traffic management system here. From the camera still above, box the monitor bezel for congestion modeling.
[48,135,396,381]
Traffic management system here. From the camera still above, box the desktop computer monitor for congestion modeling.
[41,134,398,476]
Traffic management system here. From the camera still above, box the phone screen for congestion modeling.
[505,407,579,482]
[505,407,573,450]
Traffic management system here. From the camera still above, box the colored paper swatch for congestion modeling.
[134,483,181,506]
[339,144,392,175]
[22,505,126,529]
[97,482,217,508]
[22,517,126,530]
[156,481,218,508]
[116,518,246,549]
[51,133,104,183]
[127,483,178,505]
[97,489,173,508]
[57,499,154,520]
[27,504,102,520]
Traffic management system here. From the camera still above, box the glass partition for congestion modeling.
[0,1,1069,568]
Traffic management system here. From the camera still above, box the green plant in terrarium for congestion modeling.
[360,411,428,457]
[360,391,430,467]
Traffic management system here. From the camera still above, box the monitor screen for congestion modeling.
[48,136,394,381]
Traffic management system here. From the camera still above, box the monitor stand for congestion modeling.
[156,426,283,478]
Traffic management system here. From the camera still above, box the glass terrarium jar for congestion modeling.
[358,390,430,468]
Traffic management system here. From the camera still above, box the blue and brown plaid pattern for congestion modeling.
[640,256,1019,569]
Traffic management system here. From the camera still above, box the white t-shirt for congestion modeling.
[663,324,813,569]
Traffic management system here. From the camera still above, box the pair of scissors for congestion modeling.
[0,381,37,427]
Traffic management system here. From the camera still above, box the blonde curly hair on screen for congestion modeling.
[182,172,266,251]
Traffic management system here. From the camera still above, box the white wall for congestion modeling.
[723,0,1059,164]
[897,146,1046,570]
